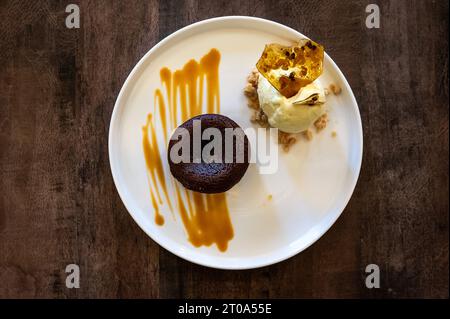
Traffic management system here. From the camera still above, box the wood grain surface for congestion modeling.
[0,0,448,298]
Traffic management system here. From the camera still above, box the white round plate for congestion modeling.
[109,16,363,269]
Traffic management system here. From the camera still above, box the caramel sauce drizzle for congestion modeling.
[142,49,233,252]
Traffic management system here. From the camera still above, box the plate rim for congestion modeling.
[108,16,363,270]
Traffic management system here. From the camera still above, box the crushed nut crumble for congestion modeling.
[303,129,313,141]
[314,113,328,131]
[329,83,341,95]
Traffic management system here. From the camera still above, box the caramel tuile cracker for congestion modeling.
[256,39,324,98]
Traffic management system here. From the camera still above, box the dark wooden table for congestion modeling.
[0,0,448,298]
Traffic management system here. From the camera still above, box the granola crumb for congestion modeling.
[247,99,260,110]
[252,109,269,127]
[278,131,297,152]
[278,130,290,143]
[244,70,268,127]
[247,68,259,87]
[245,92,259,111]
[314,113,328,131]
[329,83,341,95]
[303,129,313,141]
[243,83,255,97]
[331,131,337,137]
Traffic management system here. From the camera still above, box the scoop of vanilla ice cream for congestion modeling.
[257,74,326,133]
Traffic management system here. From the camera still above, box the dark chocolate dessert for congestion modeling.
[168,114,250,193]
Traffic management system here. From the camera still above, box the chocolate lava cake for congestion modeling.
[168,114,250,193]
